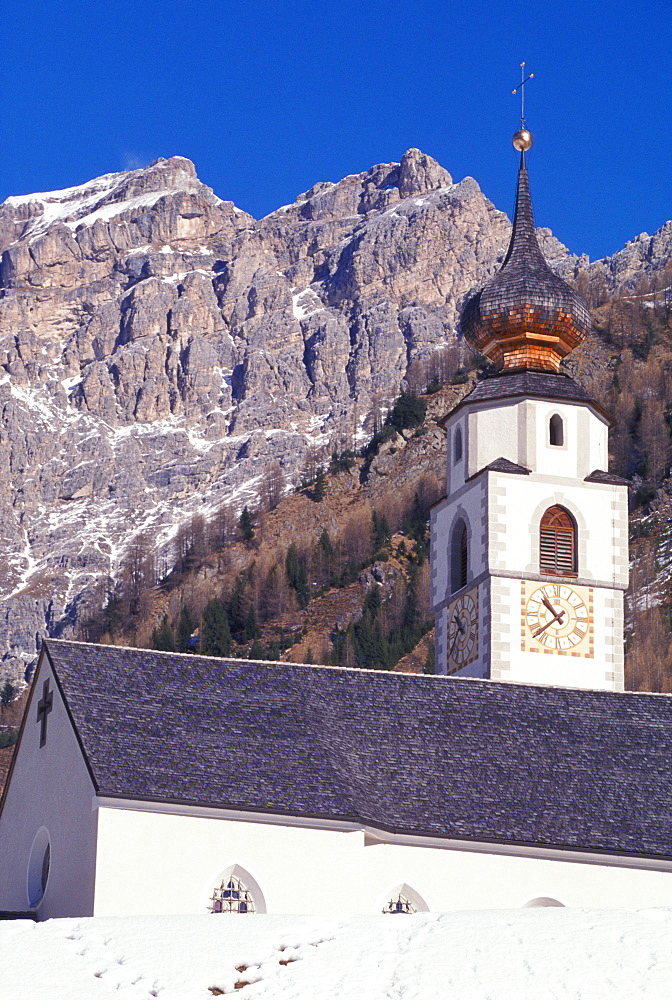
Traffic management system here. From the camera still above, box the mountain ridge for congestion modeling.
[0,149,670,684]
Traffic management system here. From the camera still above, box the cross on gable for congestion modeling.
[37,678,53,748]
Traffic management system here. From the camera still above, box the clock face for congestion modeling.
[447,588,479,673]
[522,582,594,657]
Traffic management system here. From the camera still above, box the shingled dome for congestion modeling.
[461,151,592,372]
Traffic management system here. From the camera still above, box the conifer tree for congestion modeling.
[201,599,232,657]
[372,510,391,551]
[244,604,260,641]
[285,544,310,607]
[352,586,387,669]
[239,506,255,543]
[152,615,175,652]
[0,680,15,708]
[249,639,265,660]
[227,576,248,636]
[315,528,334,587]
[423,645,436,674]
[313,466,326,502]
[176,606,196,653]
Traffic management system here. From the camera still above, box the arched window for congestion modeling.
[208,865,266,914]
[210,874,255,913]
[383,892,416,914]
[549,414,564,447]
[523,897,565,908]
[454,426,463,464]
[451,518,468,593]
[381,883,429,914]
[540,506,576,576]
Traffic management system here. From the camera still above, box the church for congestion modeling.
[2,125,672,921]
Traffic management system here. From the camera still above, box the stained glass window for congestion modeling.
[383,892,417,914]
[209,875,256,914]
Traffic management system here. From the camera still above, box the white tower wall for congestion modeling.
[431,389,628,691]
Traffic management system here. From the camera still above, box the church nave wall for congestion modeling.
[90,806,672,917]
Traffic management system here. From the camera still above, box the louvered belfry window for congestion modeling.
[540,506,576,576]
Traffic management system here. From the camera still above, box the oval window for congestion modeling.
[27,827,51,908]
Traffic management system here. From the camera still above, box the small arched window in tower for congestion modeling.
[549,414,564,447]
[540,506,576,577]
[451,518,469,593]
[454,426,463,464]
[209,873,256,914]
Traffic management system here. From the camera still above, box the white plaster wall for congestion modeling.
[444,397,609,483]
[93,805,672,915]
[361,840,672,911]
[467,403,520,478]
[430,480,487,614]
[446,418,469,494]
[487,473,628,587]
[489,576,622,690]
[94,807,364,916]
[0,655,98,918]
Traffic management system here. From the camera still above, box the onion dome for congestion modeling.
[461,144,592,372]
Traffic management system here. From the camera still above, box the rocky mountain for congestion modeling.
[0,149,670,684]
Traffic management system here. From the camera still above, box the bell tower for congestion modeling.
[430,114,629,691]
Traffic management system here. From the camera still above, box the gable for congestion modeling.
[0,649,98,918]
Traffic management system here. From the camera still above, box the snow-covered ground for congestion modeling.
[1,909,671,999]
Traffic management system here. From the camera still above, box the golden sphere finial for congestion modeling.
[512,128,533,152]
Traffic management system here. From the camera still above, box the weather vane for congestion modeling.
[511,62,534,152]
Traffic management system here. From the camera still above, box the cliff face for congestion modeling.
[0,149,668,682]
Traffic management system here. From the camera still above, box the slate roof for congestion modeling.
[469,369,592,404]
[43,639,672,861]
[585,469,631,486]
[448,369,614,426]
[469,456,531,478]
[461,154,592,352]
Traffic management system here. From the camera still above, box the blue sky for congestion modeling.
[2,0,670,260]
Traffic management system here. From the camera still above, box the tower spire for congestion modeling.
[460,70,592,373]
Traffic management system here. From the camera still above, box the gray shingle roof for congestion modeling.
[468,370,592,404]
[585,469,631,486]
[461,155,592,350]
[447,370,614,427]
[43,639,672,860]
[469,457,531,478]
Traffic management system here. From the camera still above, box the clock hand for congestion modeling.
[448,612,468,660]
[541,596,565,622]
[533,608,565,638]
